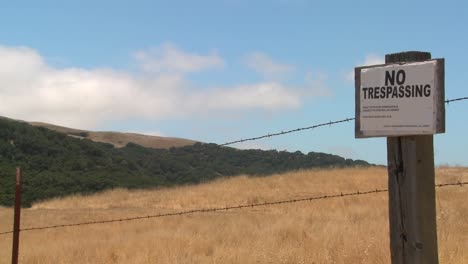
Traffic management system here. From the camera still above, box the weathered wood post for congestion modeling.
[355,51,445,264]
[385,52,439,264]
[12,167,22,264]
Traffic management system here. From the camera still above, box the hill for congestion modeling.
[28,121,197,149]
[0,117,370,207]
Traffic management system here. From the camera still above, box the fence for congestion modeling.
[1,96,467,263]
[0,180,466,236]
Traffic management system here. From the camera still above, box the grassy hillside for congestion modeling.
[29,121,197,149]
[0,167,466,263]
[0,118,369,207]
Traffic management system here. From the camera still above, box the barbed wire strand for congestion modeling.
[220,118,355,146]
[0,181,465,236]
[445,96,468,103]
[221,96,468,146]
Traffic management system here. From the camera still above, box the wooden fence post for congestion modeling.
[11,167,22,264]
[386,51,439,264]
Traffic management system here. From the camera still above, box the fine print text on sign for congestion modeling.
[355,59,445,138]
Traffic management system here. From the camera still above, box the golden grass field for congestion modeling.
[0,167,467,264]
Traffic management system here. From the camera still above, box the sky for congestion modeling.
[0,0,467,165]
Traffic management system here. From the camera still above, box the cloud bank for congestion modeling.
[0,44,329,129]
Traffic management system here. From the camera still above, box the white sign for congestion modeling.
[355,59,445,138]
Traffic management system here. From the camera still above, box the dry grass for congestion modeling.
[0,167,467,263]
[85,131,196,149]
[29,121,196,149]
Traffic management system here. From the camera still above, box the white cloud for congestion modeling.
[346,53,384,82]
[134,43,225,73]
[244,52,295,78]
[190,82,301,111]
[0,45,327,130]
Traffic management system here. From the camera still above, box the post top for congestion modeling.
[385,51,431,63]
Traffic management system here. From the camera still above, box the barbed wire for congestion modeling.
[220,118,355,146]
[0,180,465,236]
[445,96,468,103]
[434,181,466,188]
[221,96,468,146]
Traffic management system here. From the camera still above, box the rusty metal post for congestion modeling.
[11,167,22,264]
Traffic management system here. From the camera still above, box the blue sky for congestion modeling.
[0,0,467,165]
